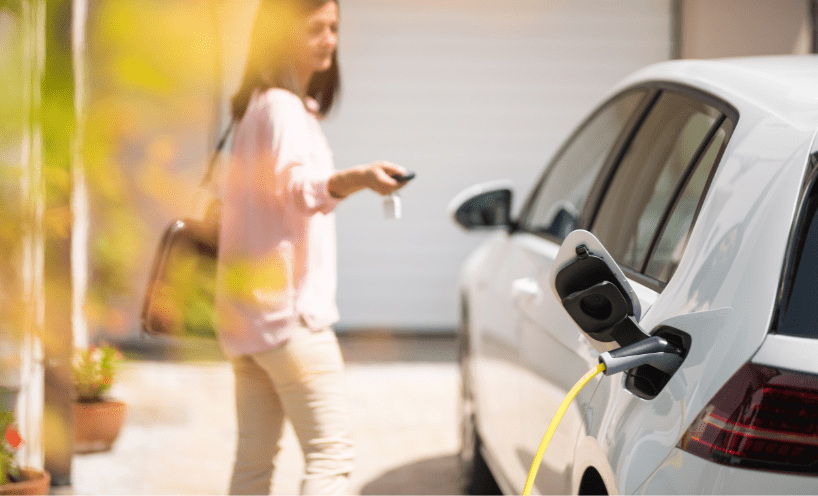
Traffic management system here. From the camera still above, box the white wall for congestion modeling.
[316,0,672,329]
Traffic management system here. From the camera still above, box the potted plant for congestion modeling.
[72,344,127,454]
[0,411,50,495]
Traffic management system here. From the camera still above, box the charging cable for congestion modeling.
[522,362,605,495]
[522,336,683,495]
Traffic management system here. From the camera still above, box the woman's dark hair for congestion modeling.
[231,0,339,121]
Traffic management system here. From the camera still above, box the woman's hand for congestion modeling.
[328,161,408,199]
[362,161,407,195]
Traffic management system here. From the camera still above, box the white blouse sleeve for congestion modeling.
[263,90,340,215]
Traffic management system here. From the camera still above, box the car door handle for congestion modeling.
[512,278,542,304]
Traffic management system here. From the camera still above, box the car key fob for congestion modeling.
[384,193,402,220]
[390,171,416,183]
[385,172,414,220]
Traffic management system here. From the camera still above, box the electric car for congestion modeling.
[452,55,818,495]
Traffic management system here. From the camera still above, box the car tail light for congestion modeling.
[678,363,818,474]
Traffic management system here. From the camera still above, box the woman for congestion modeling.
[214,0,408,494]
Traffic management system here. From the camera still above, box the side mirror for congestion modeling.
[549,230,648,347]
[540,201,579,239]
[448,180,514,230]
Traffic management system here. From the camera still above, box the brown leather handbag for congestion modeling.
[141,126,232,339]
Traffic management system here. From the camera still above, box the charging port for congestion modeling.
[624,327,690,399]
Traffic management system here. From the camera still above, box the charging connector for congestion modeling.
[598,335,684,376]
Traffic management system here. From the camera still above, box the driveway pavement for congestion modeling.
[61,333,462,495]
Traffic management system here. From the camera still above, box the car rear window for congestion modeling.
[777,157,818,339]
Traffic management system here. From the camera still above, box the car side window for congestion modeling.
[644,123,729,281]
[520,89,646,241]
[778,161,818,339]
[591,90,722,275]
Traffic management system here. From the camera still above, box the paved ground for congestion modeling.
[58,333,463,495]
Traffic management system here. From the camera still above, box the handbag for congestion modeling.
[141,125,233,339]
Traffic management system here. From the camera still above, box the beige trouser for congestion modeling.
[228,325,354,495]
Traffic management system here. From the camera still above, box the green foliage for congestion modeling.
[149,242,217,339]
[0,411,21,486]
[72,344,124,402]
[182,254,218,339]
[0,2,28,344]
[0,0,22,16]
[2,0,227,342]
[80,0,223,335]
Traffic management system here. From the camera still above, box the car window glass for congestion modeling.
[521,90,645,240]
[644,125,727,282]
[778,172,818,339]
[591,91,720,272]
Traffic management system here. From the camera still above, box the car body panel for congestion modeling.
[636,448,818,494]
[593,89,814,493]
[586,308,733,493]
[460,233,518,482]
[463,230,603,495]
[514,232,607,494]
[572,435,618,495]
[457,55,818,495]
[462,231,538,491]
[751,333,818,375]
[612,56,818,132]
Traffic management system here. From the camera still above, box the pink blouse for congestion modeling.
[214,88,341,357]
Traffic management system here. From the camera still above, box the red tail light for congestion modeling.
[678,363,818,474]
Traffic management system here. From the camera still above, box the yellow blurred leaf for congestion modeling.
[113,53,173,93]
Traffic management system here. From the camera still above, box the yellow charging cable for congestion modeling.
[522,362,606,496]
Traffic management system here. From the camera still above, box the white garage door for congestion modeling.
[320,0,672,330]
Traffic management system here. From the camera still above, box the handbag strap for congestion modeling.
[200,121,235,188]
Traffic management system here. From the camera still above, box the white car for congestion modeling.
[452,55,818,495]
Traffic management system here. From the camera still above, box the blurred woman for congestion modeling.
[214,1,408,493]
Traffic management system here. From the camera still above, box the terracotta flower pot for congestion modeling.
[0,468,50,495]
[73,399,127,454]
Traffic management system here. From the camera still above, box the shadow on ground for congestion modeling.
[359,453,461,495]
[116,331,458,364]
